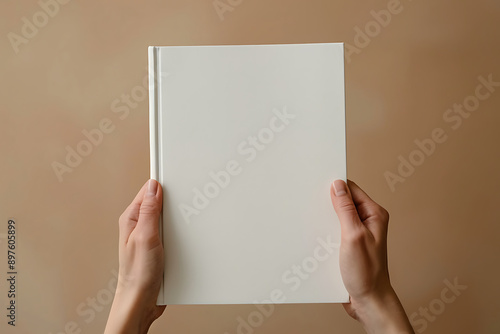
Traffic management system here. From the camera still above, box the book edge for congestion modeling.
[149,46,165,305]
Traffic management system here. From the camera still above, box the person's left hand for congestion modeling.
[105,179,166,334]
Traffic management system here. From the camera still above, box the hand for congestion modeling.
[105,179,166,334]
[330,179,414,334]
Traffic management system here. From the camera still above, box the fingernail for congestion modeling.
[147,179,157,197]
[333,179,347,196]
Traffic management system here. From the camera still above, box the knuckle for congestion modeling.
[336,199,356,213]
[118,211,131,227]
[140,200,161,216]
[374,205,390,222]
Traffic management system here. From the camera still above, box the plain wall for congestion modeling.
[1,0,499,333]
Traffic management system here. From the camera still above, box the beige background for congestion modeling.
[1,0,499,333]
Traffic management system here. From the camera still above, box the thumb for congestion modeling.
[137,179,162,234]
[330,179,363,235]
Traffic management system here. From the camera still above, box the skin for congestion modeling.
[105,179,415,334]
[104,179,165,334]
[331,179,414,334]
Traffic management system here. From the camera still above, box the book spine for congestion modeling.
[149,46,159,181]
[148,46,165,305]
[340,43,347,185]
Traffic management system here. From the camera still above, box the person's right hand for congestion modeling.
[105,179,166,334]
[330,179,415,334]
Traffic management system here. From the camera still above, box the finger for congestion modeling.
[346,180,377,221]
[330,179,363,236]
[118,180,151,245]
[136,179,163,239]
[347,180,389,241]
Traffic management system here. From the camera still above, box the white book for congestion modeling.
[149,43,348,305]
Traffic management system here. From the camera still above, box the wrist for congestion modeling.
[105,285,156,334]
[351,288,414,334]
